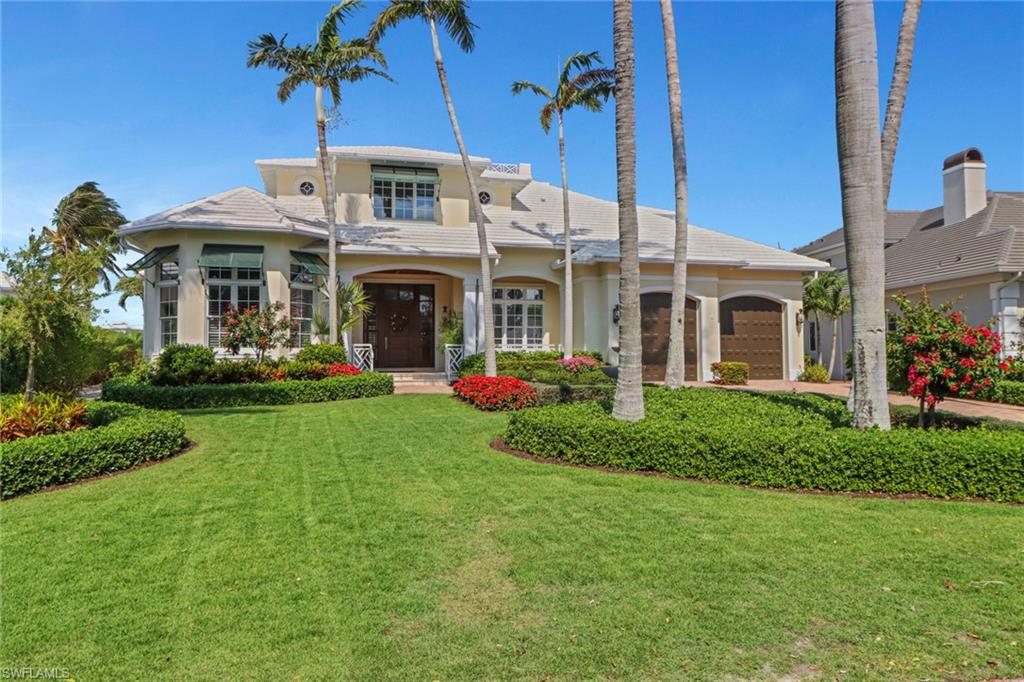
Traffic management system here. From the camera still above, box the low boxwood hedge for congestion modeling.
[531,382,616,406]
[1,401,187,499]
[101,372,394,410]
[504,387,1024,502]
[995,380,1024,406]
[458,350,604,378]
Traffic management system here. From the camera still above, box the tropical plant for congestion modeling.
[114,274,143,310]
[313,280,373,342]
[880,0,922,207]
[44,181,127,291]
[610,0,644,421]
[511,51,613,360]
[834,0,890,429]
[369,0,497,377]
[221,302,295,364]
[0,393,88,443]
[802,274,827,364]
[247,1,390,345]
[438,309,463,349]
[657,0,690,389]
[804,272,851,378]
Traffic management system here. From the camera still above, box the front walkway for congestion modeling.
[690,379,1024,423]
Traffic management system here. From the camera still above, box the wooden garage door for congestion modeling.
[718,296,783,379]
[641,293,698,382]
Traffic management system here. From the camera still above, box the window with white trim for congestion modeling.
[289,263,316,348]
[157,260,178,349]
[372,166,438,221]
[493,287,545,349]
[206,266,262,349]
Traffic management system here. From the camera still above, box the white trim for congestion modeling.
[341,262,474,281]
[493,270,563,286]
[718,289,788,304]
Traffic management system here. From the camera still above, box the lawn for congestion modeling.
[2,395,1022,680]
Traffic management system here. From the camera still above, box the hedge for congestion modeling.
[531,382,616,406]
[1,401,187,499]
[458,350,604,378]
[995,380,1024,406]
[504,387,1024,502]
[101,372,394,410]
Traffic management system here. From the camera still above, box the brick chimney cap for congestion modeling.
[943,148,984,170]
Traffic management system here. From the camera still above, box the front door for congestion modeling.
[364,283,435,368]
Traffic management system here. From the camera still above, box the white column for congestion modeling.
[143,268,156,358]
[991,281,1022,357]
[463,276,480,354]
[696,295,716,382]
[606,276,619,364]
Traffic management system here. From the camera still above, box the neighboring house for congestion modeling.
[103,322,142,334]
[121,145,828,380]
[796,148,1024,379]
[0,271,13,297]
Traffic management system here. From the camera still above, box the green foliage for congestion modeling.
[221,301,294,363]
[0,393,87,442]
[504,387,1024,502]
[531,382,616,406]
[101,373,394,410]
[797,363,830,383]
[711,361,749,385]
[438,310,463,348]
[152,344,218,386]
[458,350,604,378]
[84,328,143,382]
[994,380,1024,406]
[45,181,127,291]
[294,343,348,365]
[0,401,186,499]
[511,50,614,134]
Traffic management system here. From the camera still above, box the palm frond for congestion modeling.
[246,33,297,70]
[539,101,556,134]
[559,50,603,86]
[368,0,427,44]
[432,0,477,52]
[319,0,364,47]
[277,71,308,103]
[511,80,552,99]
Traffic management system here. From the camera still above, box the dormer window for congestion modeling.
[372,166,439,221]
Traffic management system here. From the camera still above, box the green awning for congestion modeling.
[127,245,178,271]
[371,165,441,185]
[197,244,264,269]
[291,251,329,276]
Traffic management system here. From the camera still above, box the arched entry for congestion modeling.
[640,293,698,381]
[718,296,783,379]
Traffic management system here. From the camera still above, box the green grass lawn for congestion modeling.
[2,395,1022,680]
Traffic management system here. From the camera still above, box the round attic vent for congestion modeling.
[478,190,492,205]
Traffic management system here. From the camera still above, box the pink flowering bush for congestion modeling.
[555,356,599,373]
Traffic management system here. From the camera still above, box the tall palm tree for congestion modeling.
[369,0,498,377]
[835,0,890,429]
[511,52,613,359]
[44,181,127,291]
[658,0,690,388]
[248,0,390,345]
[114,274,143,310]
[611,0,644,421]
[880,0,922,208]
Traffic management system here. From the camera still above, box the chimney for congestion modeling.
[942,147,987,226]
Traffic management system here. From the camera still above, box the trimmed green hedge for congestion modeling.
[995,380,1024,406]
[504,387,1024,502]
[531,382,616,406]
[1,401,187,499]
[101,372,394,410]
[458,350,604,378]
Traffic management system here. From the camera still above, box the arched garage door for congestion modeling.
[719,296,783,379]
[641,293,698,382]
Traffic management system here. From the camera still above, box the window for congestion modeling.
[372,166,438,221]
[157,260,178,349]
[206,267,262,349]
[299,180,316,196]
[290,263,315,348]
[493,287,545,349]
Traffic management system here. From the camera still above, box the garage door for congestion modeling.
[641,293,698,382]
[719,296,784,379]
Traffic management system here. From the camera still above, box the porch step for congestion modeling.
[387,371,448,383]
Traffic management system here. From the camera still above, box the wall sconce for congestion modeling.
[612,304,622,324]
[796,308,805,331]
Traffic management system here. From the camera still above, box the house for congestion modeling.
[796,148,1024,379]
[0,271,13,298]
[121,145,828,380]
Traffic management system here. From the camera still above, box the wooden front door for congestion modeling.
[640,293,698,382]
[718,296,784,379]
[363,283,435,368]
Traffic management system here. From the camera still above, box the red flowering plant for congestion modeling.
[452,376,537,411]
[220,301,296,364]
[555,356,599,373]
[887,290,1005,426]
[326,363,361,377]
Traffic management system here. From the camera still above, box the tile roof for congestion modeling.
[324,145,490,168]
[794,210,922,255]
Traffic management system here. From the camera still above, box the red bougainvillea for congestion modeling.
[452,376,537,411]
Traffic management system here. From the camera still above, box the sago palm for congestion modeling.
[45,181,127,291]
[511,51,613,360]
[369,0,498,377]
[248,0,390,345]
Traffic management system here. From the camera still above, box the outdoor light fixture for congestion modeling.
[796,308,805,331]
[612,304,622,324]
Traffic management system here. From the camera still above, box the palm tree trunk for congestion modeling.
[814,310,823,363]
[659,0,689,389]
[880,0,921,208]
[24,336,37,402]
[612,0,644,421]
[828,315,840,378]
[557,111,573,359]
[316,85,339,345]
[835,0,891,430]
[429,17,497,376]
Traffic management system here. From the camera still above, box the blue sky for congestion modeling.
[3,1,1022,326]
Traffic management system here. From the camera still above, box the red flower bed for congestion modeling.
[326,363,361,377]
[452,376,537,411]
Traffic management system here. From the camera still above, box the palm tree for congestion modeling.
[369,0,498,377]
[114,274,143,310]
[611,0,644,421]
[835,0,890,429]
[44,181,127,291]
[511,52,613,360]
[248,1,390,345]
[802,274,827,364]
[818,272,852,379]
[880,0,922,207]
[658,0,690,388]
[312,280,373,339]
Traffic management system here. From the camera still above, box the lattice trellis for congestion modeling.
[444,345,464,383]
[352,343,375,372]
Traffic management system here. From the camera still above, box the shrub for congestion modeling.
[459,350,603,378]
[294,343,348,365]
[0,394,88,442]
[556,356,599,373]
[0,401,187,499]
[327,363,360,377]
[152,344,217,386]
[711,362,749,385]
[531,382,616,406]
[453,376,537,411]
[994,380,1024,406]
[530,367,613,385]
[220,301,294,363]
[798,363,830,383]
[504,387,1024,502]
[101,373,393,410]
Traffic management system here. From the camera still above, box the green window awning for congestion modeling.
[290,251,329,276]
[371,165,441,185]
[127,245,178,271]
[197,244,264,269]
